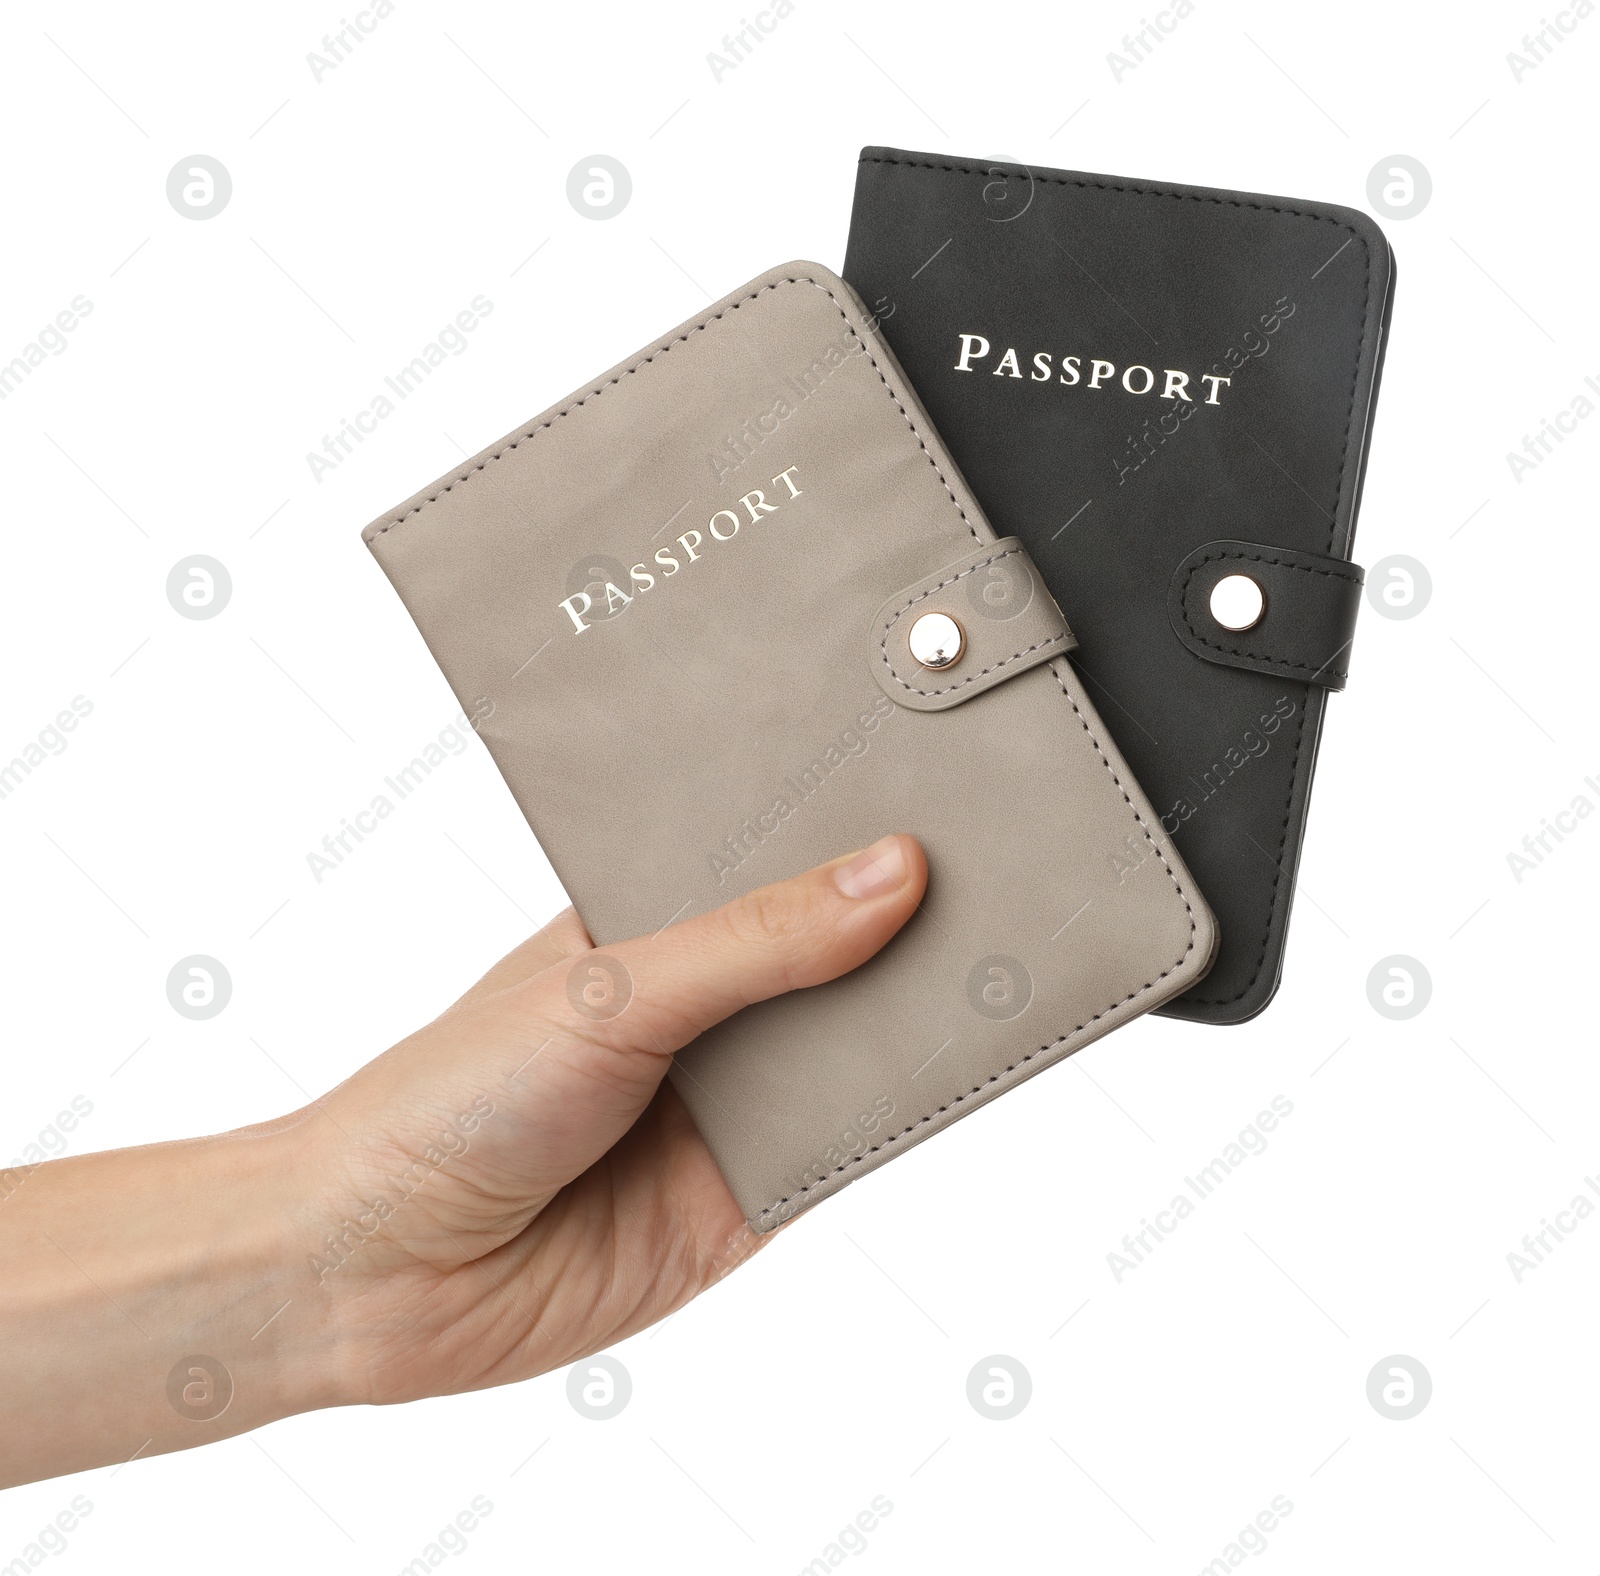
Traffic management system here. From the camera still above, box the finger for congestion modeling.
[451,908,592,1008]
[528,834,926,1115]
[609,832,927,1043]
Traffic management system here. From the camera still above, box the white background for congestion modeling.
[2,0,1597,1570]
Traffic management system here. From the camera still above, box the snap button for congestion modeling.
[1209,573,1266,632]
[908,611,965,669]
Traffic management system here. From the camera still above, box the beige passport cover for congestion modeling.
[363,261,1216,1229]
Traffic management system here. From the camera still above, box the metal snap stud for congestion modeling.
[908,611,965,669]
[1209,573,1266,632]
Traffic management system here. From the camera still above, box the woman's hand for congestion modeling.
[0,835,925,1487]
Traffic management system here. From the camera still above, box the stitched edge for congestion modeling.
[1177,548,1361,678]
[362,275,981,543]
[1185,702,1310,1007]
[858,153,1362,265]
[367,267,1203,1215]
[876,548,1070,698]
[1171,548,1343,1003]
[756,659,1200,1227]
[858,152,1380,1014]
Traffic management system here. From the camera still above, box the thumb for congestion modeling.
[598,832,928,1047]
[511,834,927,1175]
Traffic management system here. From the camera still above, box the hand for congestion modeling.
[0,835,925,1487]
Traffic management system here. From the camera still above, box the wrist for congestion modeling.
[0,1114,358,1486]
[193,1114,366,1421]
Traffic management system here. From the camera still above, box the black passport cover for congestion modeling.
[844,147,1395,1023]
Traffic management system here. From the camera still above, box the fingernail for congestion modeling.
[834,835,908,900]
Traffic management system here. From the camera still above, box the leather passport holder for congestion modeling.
[844,149,1396,1023]
[362,261,1216,1228]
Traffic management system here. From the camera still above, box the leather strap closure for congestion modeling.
[869,538,1075,712]
[1167,539,1363,692]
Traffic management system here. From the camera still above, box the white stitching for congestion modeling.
[876,548,1070,699]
